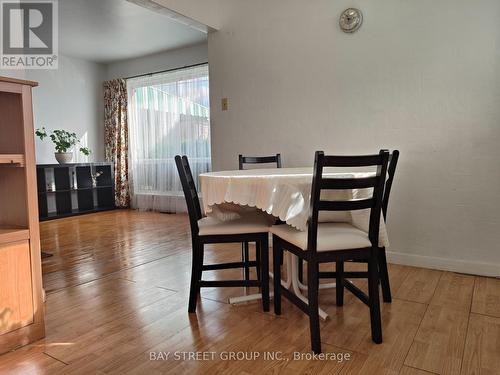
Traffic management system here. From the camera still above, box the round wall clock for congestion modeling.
[339,8,363,33]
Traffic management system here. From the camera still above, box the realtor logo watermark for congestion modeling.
[1,0,58,69]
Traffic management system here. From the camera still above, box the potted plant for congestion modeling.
[35,127,91,164]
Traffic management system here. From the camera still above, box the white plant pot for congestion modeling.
[55,152,73,164]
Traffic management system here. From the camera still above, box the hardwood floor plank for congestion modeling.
[323,298,425,351]
[399,366,438,375]
[404,305,469,375]
[460,313,500,375]
[43,285,238,364]
[101,310,350,375]
[430,272,475,312]
[471,276,500,318]
[116,242,261,302]
[0,346,67,375]
[395,267,442,304]
[45,280,176,343]
[387,264,413,297]
[40,211,190,293]
[0,211,491,374]
[46,296,253,374]
[328,299,427,374]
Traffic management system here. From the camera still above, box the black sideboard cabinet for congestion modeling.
[36,162,115,221]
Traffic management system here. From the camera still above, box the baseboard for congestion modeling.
[386,251,500,278]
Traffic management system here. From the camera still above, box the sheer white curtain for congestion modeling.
[127,64,211,212]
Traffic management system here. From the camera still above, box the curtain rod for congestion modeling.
[125,62,208,80]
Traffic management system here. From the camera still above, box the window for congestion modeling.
[127,64,210,211]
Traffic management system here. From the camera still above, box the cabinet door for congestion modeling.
[0,240,34,335]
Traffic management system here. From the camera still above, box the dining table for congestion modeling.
[199,167,389,320]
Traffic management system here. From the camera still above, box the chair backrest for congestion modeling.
[175,155,202,237]
[382,150,399,221]
[239,154,282,170]
[307,150,390,253]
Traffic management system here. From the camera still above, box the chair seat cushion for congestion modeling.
[198,214,271,236]
[270,222,372,251]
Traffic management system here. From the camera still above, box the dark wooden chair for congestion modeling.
[299,150,399,303]
[239,154,282,170]
[175,155,270,313]
[238,154,282,281]
[377,149,399,302]
[271,150,389,353]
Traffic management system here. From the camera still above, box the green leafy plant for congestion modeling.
[35,127,91,156]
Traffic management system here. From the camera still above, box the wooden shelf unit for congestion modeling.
[0,226,30,244]
[0,76,45,354]
[0,154,25,166]
[36,163,115,220]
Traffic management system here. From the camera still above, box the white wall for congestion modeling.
[1,55,106,164]
[164,0,500,276]
[106,43,208,80]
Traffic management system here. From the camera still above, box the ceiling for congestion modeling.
[59,0,207,63]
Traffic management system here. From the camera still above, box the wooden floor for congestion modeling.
[1,210,499,375]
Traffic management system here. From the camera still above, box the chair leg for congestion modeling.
[260,236,270,312]
[242,242,250,281]
[256,241,262,281]
[378,247,392,303]
[336,261,344,307]
[298,259,304,283]
[188,241,202,313]
[368,251,383,344]
[272,236,282,315]
[307,260,321,354]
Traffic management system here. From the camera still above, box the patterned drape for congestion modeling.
[104,79,130,208]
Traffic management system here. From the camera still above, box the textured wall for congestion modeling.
[173,0,500,275]
[2,56,106,164]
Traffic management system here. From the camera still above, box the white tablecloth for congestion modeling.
[199,167,388,247]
